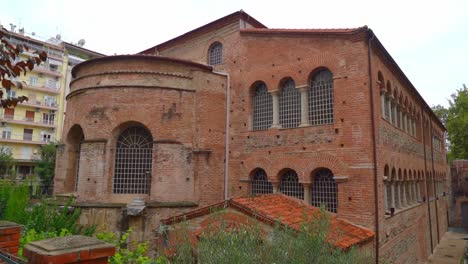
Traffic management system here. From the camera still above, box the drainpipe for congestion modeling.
[213,71,230,200]
[429,118,440,242]
[422,113,434,253]
[367,30,379,264]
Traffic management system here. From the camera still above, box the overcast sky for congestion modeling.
[2,0,467,107]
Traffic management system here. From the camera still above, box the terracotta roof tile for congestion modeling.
[231,194,374,249]
[163,194,374,250]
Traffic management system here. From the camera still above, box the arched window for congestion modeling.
[279,169,304,200]
[252,82,273,131]
[208,42,223,65]
[251,168,273,195]
[392,168,399,208]
[309,69,334,125]
[279,78,301,128]
[66,124,84,193]
[311,168,337,213]
[113,126,153,194]
[384,165,391,213]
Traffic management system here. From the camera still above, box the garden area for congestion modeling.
[0,181,373,264]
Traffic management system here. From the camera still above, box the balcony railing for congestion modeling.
[0,132,54,144]
[24,83,61,94]
[1,114,56,127]
[21,100,59,110]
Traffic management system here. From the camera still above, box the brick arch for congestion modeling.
[303,152,348,181]
[204,37,226,64]
[377,71,385,90]
[243,156,275,181]
[109,120,153,148]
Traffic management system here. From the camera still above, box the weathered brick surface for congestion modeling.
[55,14,449,263]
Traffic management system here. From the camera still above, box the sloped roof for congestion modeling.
[139,10,266,54]
[240,27,368,35]
[162,194,375,249]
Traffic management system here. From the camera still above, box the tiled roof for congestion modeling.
[162,194,375,249]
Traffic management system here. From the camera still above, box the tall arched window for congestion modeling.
[208,42,223,65]
[279,169,304,200]
[252,82,273,131]
[251,168,273,195]
[279,78,301,128]
[309,69,334,125]
[311,168,337,213]
[113,126,153,194]
[384,165,391,213]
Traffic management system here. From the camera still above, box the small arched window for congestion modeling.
[311,168,337,213]
[279,169,304,200]
[309,69,334,125]
[113,126,153,194]
[384,165,391,213]
[252,82,273,131]
[208,42,223,65]
[251,168,273,195]
[279,78,301,128]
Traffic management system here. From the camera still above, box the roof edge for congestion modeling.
[367,30,446,130]
[139,10,266,54]
[71,54,213,78]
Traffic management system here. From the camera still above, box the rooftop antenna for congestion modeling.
[9,23,16,32]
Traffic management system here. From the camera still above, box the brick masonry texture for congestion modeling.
[55,11,449,263]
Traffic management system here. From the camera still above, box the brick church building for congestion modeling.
[54,11,449,263]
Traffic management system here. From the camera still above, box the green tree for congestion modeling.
[431,104,449,127]
[0,146,13,177]
[446,85,468,161]
[0,30,47,108]
[34,143,56,194]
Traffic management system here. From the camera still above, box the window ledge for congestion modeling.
[333,176,349,183]
[385,201,425,218]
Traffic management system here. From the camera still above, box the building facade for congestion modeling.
[55,11,449,263]
[0,27,102,180]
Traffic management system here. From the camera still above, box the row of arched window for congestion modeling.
[252,69,334,131]
[383,165,447,216]
[250,167,338,213]
[378,72,419,139]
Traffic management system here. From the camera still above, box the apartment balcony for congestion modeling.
[20,100,59,111]
[23,83,61,95]
[1,114,57,128]
[0,132,54,145]
[33,66,62,77]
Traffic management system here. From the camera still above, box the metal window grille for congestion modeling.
[311,169,338,213]
[384,97,391,120]
[279,79,301,128]
[208,43,222,65]
[279,169,304,200]
[394,182,400,208]
[252,83,273,131]
[74,144,81,192]
[309,70,334,125]
[113,127,153,194]
[251,169,273,195]
[405,182,411,203]
[385,182,392,211]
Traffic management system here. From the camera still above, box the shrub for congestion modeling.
[97,228,153,264]
[161,209,373,264]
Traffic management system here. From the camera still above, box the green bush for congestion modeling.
[0,181,29,222]
[97,228,153,264]
[161,209,372,264]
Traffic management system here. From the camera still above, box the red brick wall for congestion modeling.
[55,56,227,206]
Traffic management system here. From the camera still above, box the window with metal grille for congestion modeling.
[208,42,222,65]
[252,82,273,131]
[113,126,153,194]
[384,97,391,120]
[309,69,334,125]
[279,78,301,128]
[311,169,338,213]
[279,169,304,199]
[251,168,273,195]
